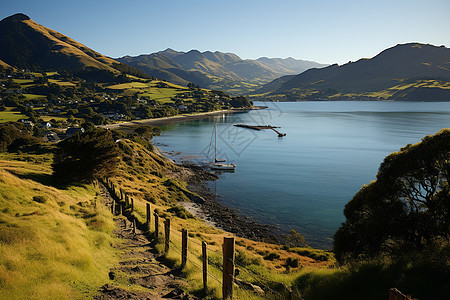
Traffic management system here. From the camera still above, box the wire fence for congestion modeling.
[101,178,292,299]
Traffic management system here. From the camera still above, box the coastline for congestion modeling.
[110,105,279,243]
[175,162,280,244]
[103,106,266,130]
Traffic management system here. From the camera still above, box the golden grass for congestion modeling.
[0,109,27,123]
[23,94,46,100]
[0,156,118,299]
[107,139,333,297]
[48,79,76,87]
[23,19,118,73]
[0,138,334,298]
[106,82,149,90]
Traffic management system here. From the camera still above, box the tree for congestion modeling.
[229,96,252,108]
[52,128,120,183]
[334,129,450,263]
[283,229,308,247]
[0,122,39,152]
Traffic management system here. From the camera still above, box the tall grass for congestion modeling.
[0,159,118,299]
[294,256,450,300]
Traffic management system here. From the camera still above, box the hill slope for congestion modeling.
[255,43,450,101]
[0,13,152,80]
[0,154,117,299]
[117,49,327,94]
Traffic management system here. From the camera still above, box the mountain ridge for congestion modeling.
[117,49,327,94]
[254,43,450,101]
[0,13,121,72]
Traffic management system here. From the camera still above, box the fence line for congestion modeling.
[101,178,280,300]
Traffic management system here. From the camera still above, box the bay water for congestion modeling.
[153,101,450,248]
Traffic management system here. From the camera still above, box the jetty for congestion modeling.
[234,124,286,137]
[234,124,280,130]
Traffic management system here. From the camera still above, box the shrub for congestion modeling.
[167,206,194,219]
[286,257,300,268]
[264,252,280,261]
[235,250,262,266]
[32,195,47,203]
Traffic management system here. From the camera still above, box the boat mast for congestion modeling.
[214,121,217,162]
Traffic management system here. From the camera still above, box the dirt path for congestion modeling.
[95,184,192,300]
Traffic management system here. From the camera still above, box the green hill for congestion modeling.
[0,13,147,79]
[254,43,450,101]
[117,49,327,95]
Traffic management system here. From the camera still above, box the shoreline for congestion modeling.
[177,162,280,243]
[103,106,266,130]
[123,105,280,243]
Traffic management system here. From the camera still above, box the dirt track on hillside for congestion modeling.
[95,184,193,300]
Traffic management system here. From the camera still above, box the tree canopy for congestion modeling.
[52,128,119,184]
[0,122,40,152]
[334,129,450,263]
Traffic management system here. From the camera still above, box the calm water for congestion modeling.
[153,101,450,248]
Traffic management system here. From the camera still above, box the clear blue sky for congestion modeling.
[2,0,449,64]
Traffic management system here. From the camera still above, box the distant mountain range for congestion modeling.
[255,43,450,101]
[1,13,449,102]
[117,49,327,94]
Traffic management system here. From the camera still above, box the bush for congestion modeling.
[264,252,280,261]
[235,250,262,267]
[290,247,332,261]
[286,257,300,268]
[167,206,194,219]
[32,196,47,203]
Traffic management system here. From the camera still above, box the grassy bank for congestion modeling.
[0,152,118,299]
[0,137,333,299]
[5,134,442,299]
[102,138,334,298]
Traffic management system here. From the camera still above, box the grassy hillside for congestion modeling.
[0,132,334,299]
[0,13,150,79]
[0,152,118,299]
[0,14,116,73]
[0,59,13,70]
[254,43,450,101]
[1,128,447,299]
[105,138,334,298]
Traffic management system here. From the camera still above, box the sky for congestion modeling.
[1,0,449,65]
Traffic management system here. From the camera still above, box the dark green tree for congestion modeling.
[229,96,252,108]
[52,128,120,183]
[334,129,450,263]
[0,123,40,152]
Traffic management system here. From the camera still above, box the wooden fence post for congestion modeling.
[146,203,151,227]
[202,241,208,291]
[154,213,159,238]
[133,217,136,234]
[164,219,170,253]
[131,198,134,211]
[120,203,123,215]
[222,237,235,300]
[181,229,188,268]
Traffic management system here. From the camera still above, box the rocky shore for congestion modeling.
[180,163,280,244]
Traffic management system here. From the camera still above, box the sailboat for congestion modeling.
[209,122,236,171]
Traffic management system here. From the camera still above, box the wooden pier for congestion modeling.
[234,124,286,137]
